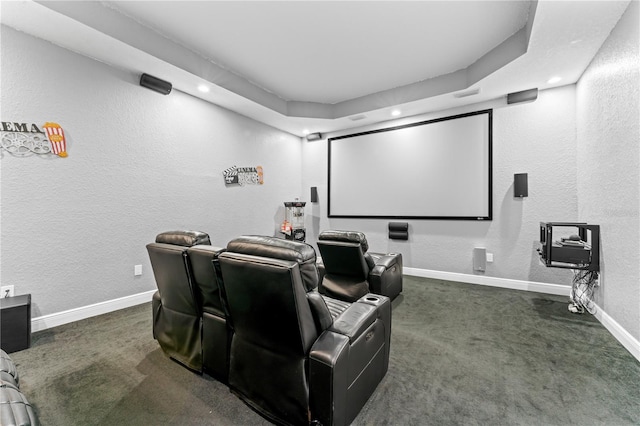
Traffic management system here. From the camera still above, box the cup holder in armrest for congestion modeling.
[357,294,390,308]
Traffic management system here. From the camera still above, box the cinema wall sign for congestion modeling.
[1,121,68,157]
[223,165,264,186]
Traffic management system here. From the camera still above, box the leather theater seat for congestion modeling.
[187,244,229,382]
[316,230,403,302]
[217,235,391,426]
[146,230,211,372]
[1,349,38,426]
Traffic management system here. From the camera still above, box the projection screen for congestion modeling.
[328,109,492,220]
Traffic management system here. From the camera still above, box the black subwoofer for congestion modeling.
[0,294,31,353]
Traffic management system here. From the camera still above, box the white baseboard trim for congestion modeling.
[403,267,571,296]
[404,267,640,363]
[31,290,155,332]
[30,270,640,364]
[593,303,640,363]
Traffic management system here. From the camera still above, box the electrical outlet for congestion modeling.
[486,253,494,263]
[134,265,143,276]
[1,285,15,298]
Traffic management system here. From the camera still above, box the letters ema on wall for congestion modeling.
[1,121,68,157]
[223,165,264,186]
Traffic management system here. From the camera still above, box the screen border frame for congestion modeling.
[327,108,493,221]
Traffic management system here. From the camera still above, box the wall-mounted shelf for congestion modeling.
[538,222,600,272]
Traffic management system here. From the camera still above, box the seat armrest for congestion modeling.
[368,252,403,299]
[329,302,377,343]
[356,294,391,337]
[310,299,390,426]
[309,331,350,426]
[370,253,401,270]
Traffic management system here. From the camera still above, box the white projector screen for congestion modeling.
[328,109,492,220]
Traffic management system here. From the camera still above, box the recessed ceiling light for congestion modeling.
[391,110,401,117]
[547,76,562,84]
[197,84,210,93]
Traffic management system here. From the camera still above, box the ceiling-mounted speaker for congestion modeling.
[140,73,172,95]
[507,88,538,104]
[306,132,322,141]
[454,88,480,98]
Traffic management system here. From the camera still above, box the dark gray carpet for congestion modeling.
[9,276,640,425]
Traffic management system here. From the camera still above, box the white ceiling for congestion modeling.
[106,1,531,105]
[0,1,631,136]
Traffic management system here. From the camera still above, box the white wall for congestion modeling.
[0,26,303,317]
[2,3,637,349]
[302,86,579,286]
[576,1,639,340]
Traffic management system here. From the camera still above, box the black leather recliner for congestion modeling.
[1,349,38,426]
[186,244,229,382]
[317,230,403,302]
[217,235,391,426]
[146,230,211,372]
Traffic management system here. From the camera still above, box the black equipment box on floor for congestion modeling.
[1,294,32,353]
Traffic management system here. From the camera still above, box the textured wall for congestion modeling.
[0,27,303,317]
[302,86,578,285]
[576,1,639,340]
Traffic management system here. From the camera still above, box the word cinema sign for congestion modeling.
[223,165,264,186]
[1,121,68,157]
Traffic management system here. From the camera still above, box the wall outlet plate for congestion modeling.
[486,253,494,263]
[1,285,15,298]
[134,265,143,276]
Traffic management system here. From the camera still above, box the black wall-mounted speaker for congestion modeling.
[514,173,528,197]
[140,73,172,95]
[388,222,409,240]
[507,88,538,104]
[310,187,318,203]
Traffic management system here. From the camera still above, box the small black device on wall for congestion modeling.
[514,173,528,197]
[306,132,322,141]
[310,187,318,203]
[388,222,409,240]
[507,88,538,104]
[140,73,172,95]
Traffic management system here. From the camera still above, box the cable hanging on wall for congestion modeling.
[568,269,599,314]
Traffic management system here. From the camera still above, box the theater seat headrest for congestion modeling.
[226,235,319,291]
[155,230,211,247]
[318,230,369,253]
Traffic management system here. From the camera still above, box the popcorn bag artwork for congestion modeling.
[0,120,69,157]
[43,122,68,157]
